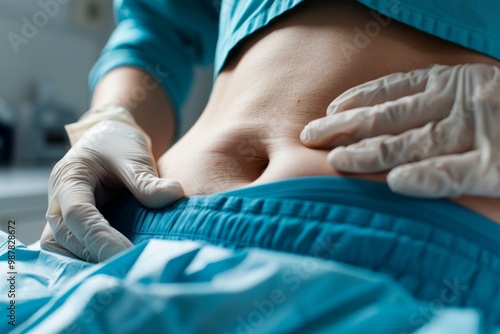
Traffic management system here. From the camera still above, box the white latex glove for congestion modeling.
[301,63,500,197]
[40,104,184,262]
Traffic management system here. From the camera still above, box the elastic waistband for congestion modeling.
[102,176,500,322]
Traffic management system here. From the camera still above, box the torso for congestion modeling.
[158,0,500,224]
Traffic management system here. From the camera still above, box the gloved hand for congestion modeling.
[301,63,500,197]
[41,104,184,262]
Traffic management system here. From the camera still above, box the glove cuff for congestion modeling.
[64,104,152,150]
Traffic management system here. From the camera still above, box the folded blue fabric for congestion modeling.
[102,176,500,325]
[0,233,492,333]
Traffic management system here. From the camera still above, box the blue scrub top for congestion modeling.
[89,0,500,129]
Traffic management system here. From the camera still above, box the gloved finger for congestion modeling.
[327,118,472,172]
[55,179,133,262]
[114,152,184,209]
[301,91,447,148]
[80,121,184,208]
[326,67,434,115]
[44,215,95,262]
[386,151,499,197]
[40,223,82,260]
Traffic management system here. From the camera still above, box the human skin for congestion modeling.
[156,0,500,223]
[92,0,500,224]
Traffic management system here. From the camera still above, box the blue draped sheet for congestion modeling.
[0,231,494,333]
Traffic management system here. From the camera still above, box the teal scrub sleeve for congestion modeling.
[89,0,219,127]
[356,0,500,61]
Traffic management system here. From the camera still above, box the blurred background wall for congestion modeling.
[0,0,213,244]
[0,1,112,113]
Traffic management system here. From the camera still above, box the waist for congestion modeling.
[102,176,500,323]
[158,0,500,221]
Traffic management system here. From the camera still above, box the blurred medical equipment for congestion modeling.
[301,63,500,198]
[15,78,76,166]
[0,99,15,165]
[41,104,184,263]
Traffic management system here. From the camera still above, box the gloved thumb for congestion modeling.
[132,173,184,208]
[117,160,185,208]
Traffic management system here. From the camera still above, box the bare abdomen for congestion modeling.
[158,0,500,223]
